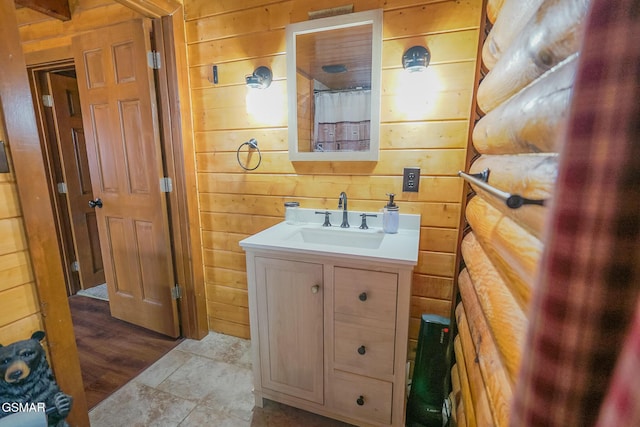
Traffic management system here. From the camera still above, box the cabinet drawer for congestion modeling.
[334,267,397,322]
[334,321,395,377]
[329,371,393,425]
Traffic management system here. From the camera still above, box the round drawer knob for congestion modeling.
[358,292,367,301]
[356,395,365,406]
[311,285,320,294]
[357,345,366,355]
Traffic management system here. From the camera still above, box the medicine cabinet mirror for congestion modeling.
[286,9,383,161]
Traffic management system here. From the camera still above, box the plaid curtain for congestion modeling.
[510,0,640,425]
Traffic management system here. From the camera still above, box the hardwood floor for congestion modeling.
[68,295,182,409]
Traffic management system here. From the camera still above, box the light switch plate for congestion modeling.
[402,167,420,192]
[0,141,9,173]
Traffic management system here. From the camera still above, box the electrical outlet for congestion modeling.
[402,167,420,192]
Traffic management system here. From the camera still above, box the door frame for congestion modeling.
[3,2,206,423]
[28,62,89,297]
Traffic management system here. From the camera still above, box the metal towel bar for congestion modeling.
[458,168,547,209]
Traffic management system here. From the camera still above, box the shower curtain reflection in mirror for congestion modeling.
[313,89,371,152]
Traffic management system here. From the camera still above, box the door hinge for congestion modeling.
[160,177,173,193]
[171,285,182,300]
[57,182,68,194]
[71,261,80,272]
[42,95,53,108]
[147,50,161,70]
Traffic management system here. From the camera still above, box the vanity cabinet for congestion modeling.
[254,257,324,404]
[245,250,413,426]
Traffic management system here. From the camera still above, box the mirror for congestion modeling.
[286,10,383,161]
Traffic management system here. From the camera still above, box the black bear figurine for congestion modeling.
[0,331,72,427]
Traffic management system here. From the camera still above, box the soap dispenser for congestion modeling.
[383,193,399,234]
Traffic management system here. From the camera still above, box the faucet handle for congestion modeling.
[359,213,377,229]
[315,211,332,227]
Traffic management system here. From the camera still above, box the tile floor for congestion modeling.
[89,332,352,426]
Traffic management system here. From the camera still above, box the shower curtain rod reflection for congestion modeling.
[314,87,371,94]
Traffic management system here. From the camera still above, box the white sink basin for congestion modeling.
[239,208,420,265]
[286,227,385,249]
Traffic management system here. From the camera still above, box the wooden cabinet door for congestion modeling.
[255,257,324,404]
[72,20,179,337]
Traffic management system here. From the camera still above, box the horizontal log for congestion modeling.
[466,196,542,310]
[458,402,468,427]
[482,0,543,70]
[460,232,527,382]
[450,391,458,424]
[456,304,494,426]
[486,0,505,23]
[473,54,577,154]
[459,269,512,427]
[451,365,462,415]
[454,336,477,427]
[478,0,590,113]
[469,154,556,238]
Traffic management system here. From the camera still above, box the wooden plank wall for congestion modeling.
[184,0,484,346]
[16,0,144,65]
[453,0,591,425]
[0,109,44,346]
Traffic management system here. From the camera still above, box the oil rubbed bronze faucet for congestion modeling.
[338,192,349,228]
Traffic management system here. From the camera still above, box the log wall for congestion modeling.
[184,0,485,343]
[454,0,591,424]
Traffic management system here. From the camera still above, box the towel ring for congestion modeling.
[236,138,262,171]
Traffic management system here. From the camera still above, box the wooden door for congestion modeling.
[255,257,324,404]
[48,72,106,291]
[72,19,179,337]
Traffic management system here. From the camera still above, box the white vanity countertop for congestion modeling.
[239,208,420,265]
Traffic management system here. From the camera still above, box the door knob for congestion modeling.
[356,395,365,406]
[89,198,103,208]
[357,345,366,355]
[359,292,367,301]
[311,285,320,294]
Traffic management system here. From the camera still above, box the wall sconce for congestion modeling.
[402,46,430,72]
[246,66,273,89]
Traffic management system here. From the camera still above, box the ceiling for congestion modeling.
[14,0,71,20]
